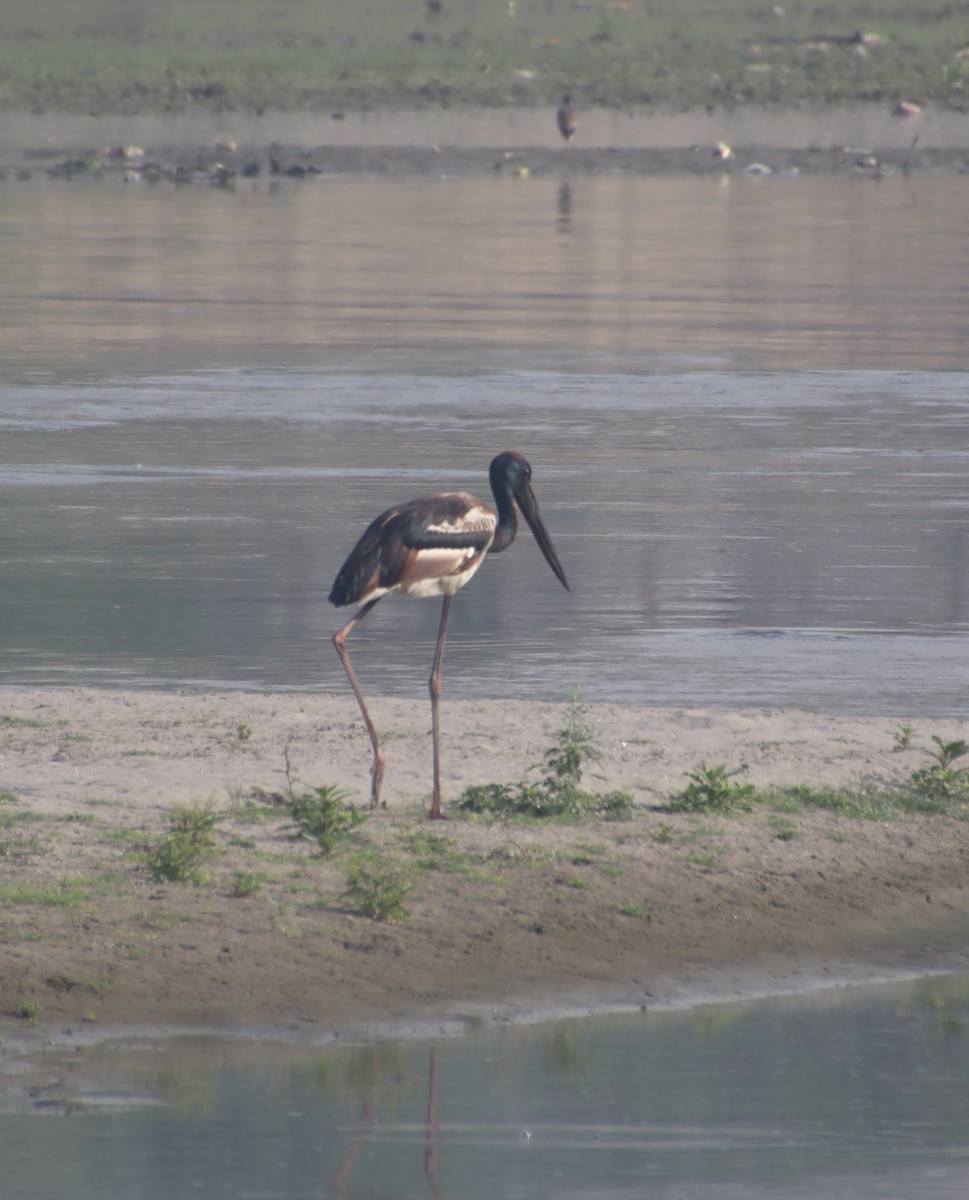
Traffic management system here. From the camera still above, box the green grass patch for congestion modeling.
[0,874,119,910]
[231,869,270,898]
[767,814,800,841]
[682,848,725,869]
[1,712,68,729]
[775,783,952,819]
[342,855,414,922]
[3,0,969,114]
[0,832,46,860]
[145,800,220,884]
[226,790,281,824]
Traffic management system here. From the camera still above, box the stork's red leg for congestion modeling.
[332,598,385,807]
[428,593,452,820]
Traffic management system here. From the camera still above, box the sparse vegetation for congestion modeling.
[342,856,414,922]
[665,731,969,821]
[4,685,969,1031]
[145,801,220,884]
[457,694,634,820]
[767,815,800,841]
[683,848,725,869]
[893,723,914,751]
[777,783,933,820]
[230,870,270,898]
[289,786,367,857]
[909,737,969,807]
[667,764,757,815]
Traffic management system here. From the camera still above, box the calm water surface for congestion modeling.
[1,171,968,711]
[4,975,969,1198]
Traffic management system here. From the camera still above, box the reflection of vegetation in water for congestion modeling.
[3,0,969,115]
[153,1064,220,1117]
[544,1026,581,1077]
[908,975,969,1036]
[344,1044,412,1118]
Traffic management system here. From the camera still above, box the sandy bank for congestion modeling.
[1,687,967,1046]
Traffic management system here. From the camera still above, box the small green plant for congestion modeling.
[667,764,757,814]
[231,870,269,897]
[893,723,914,751]
[403,830,469,872]
[543,694,602,790]
[16,1001,44,1023]
[616,900,649,919]
[767,815,800,841]
[556,873,591,890]
[342,856,414,922]
[145,801,220,884]
[909,736,969,807]
[682,848,724,869]
[290,786,366,857]
[928,736,967,769]
[456,692,633,820]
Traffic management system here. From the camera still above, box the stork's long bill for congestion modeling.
[515,482,570,592]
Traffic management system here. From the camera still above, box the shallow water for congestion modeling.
[4,974,969,1198]
[1,171,968,712]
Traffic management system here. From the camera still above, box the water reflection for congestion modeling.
[4,974,969,1198]
[3,173,969,378]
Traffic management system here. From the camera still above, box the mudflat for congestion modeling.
[2,688,968,1038]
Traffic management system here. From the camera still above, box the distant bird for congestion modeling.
[556,95,577,148]
[329,452,570,819]
[892,100,921,119]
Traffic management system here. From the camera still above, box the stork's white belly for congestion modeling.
[397,546,488,598]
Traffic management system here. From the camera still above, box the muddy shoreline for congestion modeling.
[3,100,965,182]
[7,140,964,185]
[2,688,968,1051]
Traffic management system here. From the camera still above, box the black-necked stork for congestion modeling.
[557,95,577,147]
[329,451,570,819]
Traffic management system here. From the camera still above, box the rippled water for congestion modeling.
[4,975,969,1198]
[1,171,968,712]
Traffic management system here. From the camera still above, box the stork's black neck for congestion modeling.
[488,474,518,555]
